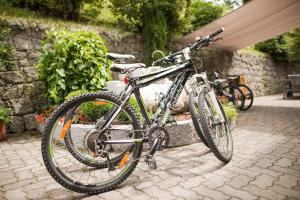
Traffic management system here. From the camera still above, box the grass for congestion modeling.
[0,4,131,39]
[238,47,269,58]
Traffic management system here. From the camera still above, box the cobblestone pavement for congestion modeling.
[1,94,300,200]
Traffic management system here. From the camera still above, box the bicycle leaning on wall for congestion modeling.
[41,27,233,194]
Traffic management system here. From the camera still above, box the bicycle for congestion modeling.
[211,72,245,110]
[227,75,254,111]
[41,27,233,194]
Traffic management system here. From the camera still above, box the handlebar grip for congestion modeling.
[209,27,225,39]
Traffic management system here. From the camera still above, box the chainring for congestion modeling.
[148,127,170,150]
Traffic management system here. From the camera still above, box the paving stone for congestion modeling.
[250,174,276,189]
[227,174,253,189]
[144,186,175,200]
[179,176,208,189]
[276,174,299,188]
[276,158,293,168]
[191,185,230,200]
[166,185,200,200]
[270,184,300,199]
[4,189,26,200]
[218,185,257,200]
[243,184,286,200]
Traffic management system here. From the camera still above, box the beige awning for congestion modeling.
[178,0,300,50]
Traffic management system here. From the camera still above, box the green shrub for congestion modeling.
[65,90,149,122]
[0,106,11,124]
[255,36,288,62]
[222,103,238,122]
[287,28,300,62]
[0,19,14,70]
[36,29,111,104]
[65,89,89,100]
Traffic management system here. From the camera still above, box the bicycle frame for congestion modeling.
[101,61,194,143]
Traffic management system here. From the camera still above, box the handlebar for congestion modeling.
[209,27,225,39]
[152,27,225,66]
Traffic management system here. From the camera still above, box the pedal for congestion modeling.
[144,155,157,169]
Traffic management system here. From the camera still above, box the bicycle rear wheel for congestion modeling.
[223,85,245,110]
[197,87,233,163]
[41,92,143,194]
[237,84,254,111]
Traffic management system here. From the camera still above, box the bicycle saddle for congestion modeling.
[106,53,135,60]
[110,63,146,73]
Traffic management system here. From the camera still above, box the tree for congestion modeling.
[288,28,300,62]
[188,0,223,30]
[9,0,103,20]
[110,0,187,62]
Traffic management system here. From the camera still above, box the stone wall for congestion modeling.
[190,49,288,96]
[0,23,145,133]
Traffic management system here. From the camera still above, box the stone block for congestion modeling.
[0,71,25,84]
[9,98,35,115]
[13,33,33,51]
[22,84,35,97]
[27,52,39,65]
[19,59,29,68]
[12,50,26,60]
[9,116,24,133]
[23,114,36,131]
[22,67,37,82]
[166,120,200,147]
[2,86,18,100]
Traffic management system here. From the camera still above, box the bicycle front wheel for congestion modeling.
[41,92,143,194]
[188,92,209,147]
[197,87,233,163]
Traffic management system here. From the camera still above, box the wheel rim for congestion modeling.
[204,95,232,157]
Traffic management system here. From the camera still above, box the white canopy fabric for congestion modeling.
[178,0,300,50]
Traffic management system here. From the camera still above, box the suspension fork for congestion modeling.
[192,73,225,123]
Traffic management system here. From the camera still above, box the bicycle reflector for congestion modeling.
[117,152,130,169]
[124,76,129,84]
[95,100,108,105]
[60,120,72,140]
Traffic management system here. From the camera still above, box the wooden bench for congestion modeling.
[283,74,300,99]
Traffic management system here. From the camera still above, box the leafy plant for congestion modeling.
[0,18,14,70]
[36,29,111,104]
[255,36,288,62]
[222,103,238,122]
[0,106,11,124]
[287,28,300,62]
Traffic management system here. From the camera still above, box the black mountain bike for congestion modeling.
[211,72,245,110]
[41,27,233,194]
[227,76,254,111]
